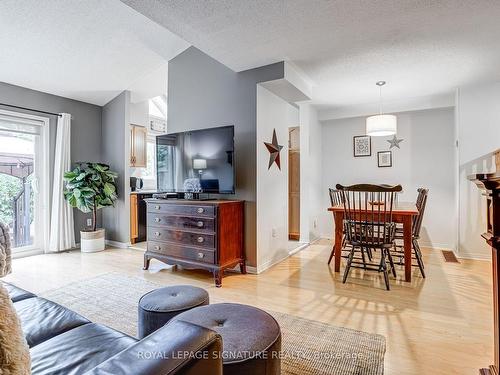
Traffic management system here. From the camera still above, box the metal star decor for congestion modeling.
[264,129,283,170]
[387,135,404,149]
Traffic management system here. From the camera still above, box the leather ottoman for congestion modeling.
[172,303,281,375]
[138,285,209,339]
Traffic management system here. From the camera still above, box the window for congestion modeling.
[142,140,156,178]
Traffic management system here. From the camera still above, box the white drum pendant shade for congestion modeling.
[366,114,397,136]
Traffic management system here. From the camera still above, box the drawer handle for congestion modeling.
[197,236,204,243]
[154,245,160,251]
[155,231,161,237]
[155,205,160,210]
[155,217,161,223]
[197,252,204,259]
[197,207,204,214]
[197,221,204,228]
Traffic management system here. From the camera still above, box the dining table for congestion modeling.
[328,202,419,282]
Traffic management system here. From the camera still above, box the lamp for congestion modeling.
[193,158,207,176]
[366,81,397,137]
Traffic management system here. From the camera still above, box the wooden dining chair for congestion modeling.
[393,188,429,277]
[336,183,402,290]
[327,189,350,265]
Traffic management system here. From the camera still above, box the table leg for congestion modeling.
[334,212,343,272]
[403,215,412,282]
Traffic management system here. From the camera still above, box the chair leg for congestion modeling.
[413,239,426,278]
[342,246,355,284]
[381,249,390,291]
[327,245,335,265]
[366,247,373,261]
[360,247,367,269]
[387,249,397,278]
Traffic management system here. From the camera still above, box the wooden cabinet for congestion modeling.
[130,124,147,167]
[130,194,138,244]
[143,199,245,287]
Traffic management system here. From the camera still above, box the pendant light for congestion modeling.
[366,81,397,136]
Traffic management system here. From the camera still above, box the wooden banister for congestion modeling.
[470,172,500,375]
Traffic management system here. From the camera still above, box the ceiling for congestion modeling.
[0,0,189,106]
[121,0,500,110]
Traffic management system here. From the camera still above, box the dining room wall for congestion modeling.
[456,81,500,259]
[319,107,457,251]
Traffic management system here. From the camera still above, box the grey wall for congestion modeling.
[168,47,284,267]
[0,82,102,242]
[102,90,130,243]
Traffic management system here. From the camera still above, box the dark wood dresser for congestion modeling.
[143,199,245,287]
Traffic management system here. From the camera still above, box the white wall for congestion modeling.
[299,103,323,243]
[320,107,457,250]
[256,85,299,272]
[457,82,500,259]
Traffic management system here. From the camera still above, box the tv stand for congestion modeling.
[143,199,245,287]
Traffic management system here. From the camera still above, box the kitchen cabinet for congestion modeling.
[130,124,147,167]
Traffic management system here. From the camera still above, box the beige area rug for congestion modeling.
[41,273,385,375]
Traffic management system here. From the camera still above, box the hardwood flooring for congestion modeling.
[5,239,492,375]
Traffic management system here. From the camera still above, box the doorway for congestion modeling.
[288,127,300,240]
[0,109,49,256]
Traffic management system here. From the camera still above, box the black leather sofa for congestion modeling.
[4,282,223,375]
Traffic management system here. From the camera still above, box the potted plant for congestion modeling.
[63,162,118,253]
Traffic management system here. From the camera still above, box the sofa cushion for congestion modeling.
[14,297,90,347]
[31,323,137,375]
[2,282,36,302]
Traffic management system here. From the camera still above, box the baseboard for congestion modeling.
[105,240,129,249]
[288,242,309,256]
[12,249,44,259]
[456,252,491,261]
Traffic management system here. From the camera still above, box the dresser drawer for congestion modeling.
[147,203,215,217]
[148,213,215,233]
[148,227,215,248]
[147,241,215,264]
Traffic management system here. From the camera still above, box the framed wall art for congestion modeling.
[377,151,392,167]
[353,135,371,157]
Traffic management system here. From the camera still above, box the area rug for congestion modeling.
[41,273,385,375]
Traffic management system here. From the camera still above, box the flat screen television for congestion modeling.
[156,125,235,194]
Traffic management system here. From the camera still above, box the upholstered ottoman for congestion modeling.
[172,303,281,375]
[138,285,209,339]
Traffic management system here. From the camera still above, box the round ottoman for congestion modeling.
[138,285,209,339]
[171,303,281,375]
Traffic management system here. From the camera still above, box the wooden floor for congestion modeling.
[5,239,493,375]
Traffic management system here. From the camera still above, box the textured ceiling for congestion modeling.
[121,0,500,109]
[0,0,189,105]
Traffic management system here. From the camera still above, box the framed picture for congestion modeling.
[353,135,371,157]
[378,151,392,167]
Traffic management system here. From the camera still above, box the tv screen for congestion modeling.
[156,125,235,194]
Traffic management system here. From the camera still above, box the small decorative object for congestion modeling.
[366,81,397,136]
[353,135,372,157]
[264,129,284,170]
[377,151,392,167]
[64,162,118,252]
[387,135,404,149]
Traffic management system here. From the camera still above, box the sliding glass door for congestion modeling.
[0,109,49,256]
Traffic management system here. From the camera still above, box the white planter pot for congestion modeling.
[80,229,105,253]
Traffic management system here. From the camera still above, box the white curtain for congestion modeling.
[48,113,75,252]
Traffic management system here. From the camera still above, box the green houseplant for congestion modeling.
[64,162,118,252]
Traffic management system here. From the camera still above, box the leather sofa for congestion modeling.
[3,282,223,375]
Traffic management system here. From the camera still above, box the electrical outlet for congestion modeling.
[272,228,277,238]
[87,218,92,227]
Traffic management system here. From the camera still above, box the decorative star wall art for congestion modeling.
[264,129,283,170]
[387,135,404,149]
